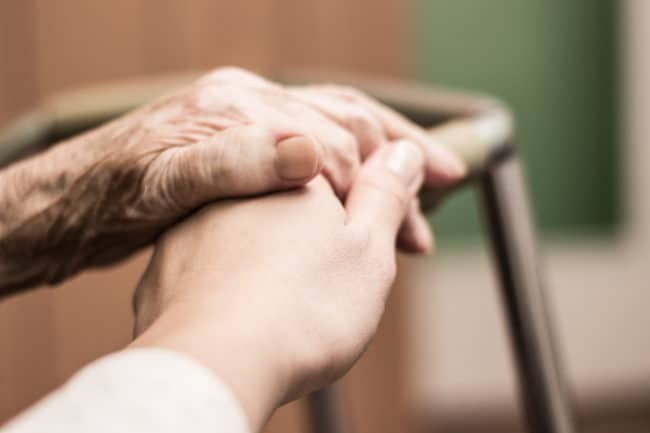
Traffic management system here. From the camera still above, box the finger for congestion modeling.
[270,98,361,198]
[288,87,387,158]
[197,66,275,90]
[147,124,322,210]
[323,86,467,186]
[227,92,361,199]
[396,198,434,254]
[346,139,424,249]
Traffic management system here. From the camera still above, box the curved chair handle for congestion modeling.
[0,70,513,174]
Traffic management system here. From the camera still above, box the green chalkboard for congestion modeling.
[416,0,618,240]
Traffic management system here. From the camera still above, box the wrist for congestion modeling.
[129,293,289,431]
[0,136,90,294]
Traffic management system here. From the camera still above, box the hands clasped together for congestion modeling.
[0,67,466,430]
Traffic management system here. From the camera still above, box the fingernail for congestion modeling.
[384,139,424,185]
[427,141,468,182]
[441,150,467,178]
[275,136,321,181]
[414,212,435,255]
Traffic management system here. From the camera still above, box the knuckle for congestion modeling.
[204,66,248,81]
[199,67,270,88]
[339,130,359,156]
[323,131,360,184]
[345,106,374,128]
[327,85,367,101]
[344,107,383,152]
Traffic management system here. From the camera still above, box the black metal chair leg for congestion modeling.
[478,155,576,433]
[307,386,347,433]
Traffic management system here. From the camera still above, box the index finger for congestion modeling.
[324,87,467,186]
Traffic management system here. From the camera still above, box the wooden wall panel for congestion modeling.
[0,0,57,421]
[31,0,146,93]
[344,278,408,433]
[1,2,409,432]
[0,1,39,116]
[49,253,151,389]
[274,0,408,76]
[180,0,277,74]
[138,1,193,74]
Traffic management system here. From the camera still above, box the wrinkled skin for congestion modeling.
[0,67,464,295]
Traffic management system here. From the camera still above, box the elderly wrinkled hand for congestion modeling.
[0,67,464,295]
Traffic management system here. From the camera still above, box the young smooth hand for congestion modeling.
[130,139,425,431]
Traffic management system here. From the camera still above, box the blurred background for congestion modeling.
[0,0,648,432]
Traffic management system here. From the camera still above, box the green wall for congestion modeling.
[416,0,618,240]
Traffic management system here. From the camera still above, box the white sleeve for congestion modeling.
[1,348,250,433]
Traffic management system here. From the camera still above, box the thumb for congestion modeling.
[151,124,322,209]
[346,139,424,248]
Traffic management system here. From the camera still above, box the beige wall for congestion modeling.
[0,2,412,432]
